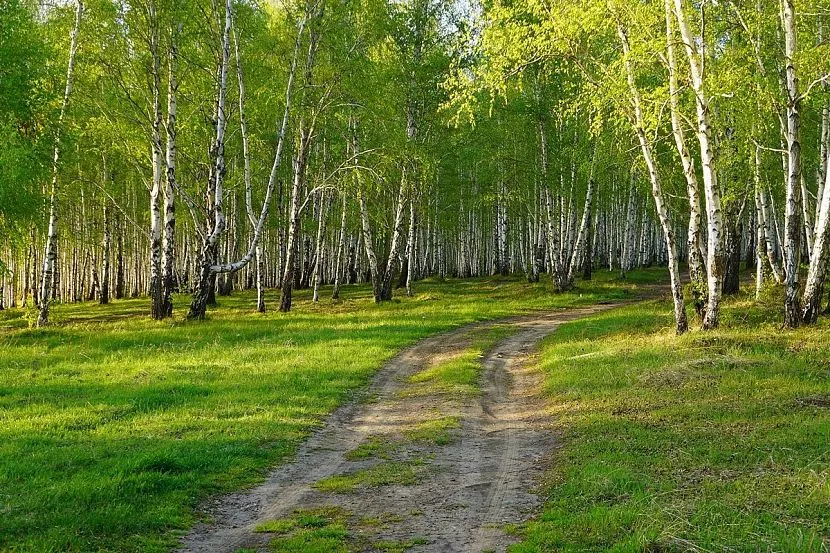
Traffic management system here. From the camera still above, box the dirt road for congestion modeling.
[178,305,615,553]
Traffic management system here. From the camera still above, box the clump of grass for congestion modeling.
[255,507,352,552]
[513,295,830,552]
[313,460,428,493]
[345,436,396,461]
[405,416,461,445]
[406,326,512,397]
[373,537,428,552]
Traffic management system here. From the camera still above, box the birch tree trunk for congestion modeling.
[406,197,416,296]
[331,193,348,300]
[311,192,331,302]
[37,0,83,327]
[188,1,305,317]
[781,0,803,327]
[756,147,785,283]
[101,201,110,305]
[188,0,232,319]
[355,125,381,298]
[664,0,705,314]
[801,136,830,323]
[755,186,766,299]
[378,170,408,302]
[620,24,688,334]
[149,0,164,320]
[162,23,179,318]
[621,181,637,278]
[673,0,724,329]
[279,124,312,312]
[566,174,595,286]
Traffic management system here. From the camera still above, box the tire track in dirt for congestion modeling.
[177,304,616,553]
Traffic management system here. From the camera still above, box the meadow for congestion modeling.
[0,273,635,553]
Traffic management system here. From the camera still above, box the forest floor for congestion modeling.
[178,306,618,553]
[0,271,646,553]
[2,270,828,553]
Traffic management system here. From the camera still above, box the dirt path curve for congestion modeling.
[178,304,617,553]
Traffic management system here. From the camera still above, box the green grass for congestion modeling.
[513,288,830,552]
[0,272,644,553]
[313,459,429,493]
[255,507,425,552]
[405,325,512,397]
[372,537,428,552]
[404,416,461,445]
[344,435,397,461]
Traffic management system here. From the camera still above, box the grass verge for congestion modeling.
[513,289,830,552]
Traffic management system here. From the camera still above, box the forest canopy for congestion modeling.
[1,0,829,333]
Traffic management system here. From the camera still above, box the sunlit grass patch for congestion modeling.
[313,459,429,493]
[404,416,461,445]
[405,325,512,397]
[514,293,830,552]
[373,537,428,552]
[344,435,396,461]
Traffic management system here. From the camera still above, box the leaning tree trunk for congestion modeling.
[620,24,688,334]
[665,0,705,314]
[378,172,408,302]
[566,175,595,286]
[37,0,83,327]
[188,0,233,319]
[801,132,830,323]
[279,125,311,312]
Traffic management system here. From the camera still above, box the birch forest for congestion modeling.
[2,0,830,333]
[3,0,830,551]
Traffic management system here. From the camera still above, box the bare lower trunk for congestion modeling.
[162,23,179,318]
[100,202,110,305]
[332,194,348,300]
[279,125,311,312]
[566,167,595,286]
[406,198,416,296]
[311,193,331,302]
[378,174,408,302]
[801,123,830,323]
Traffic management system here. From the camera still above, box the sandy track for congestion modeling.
[177,305,615,553]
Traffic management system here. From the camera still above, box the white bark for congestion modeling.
[162,22,179,318]
[331,193,348,300]
[664,0,705,305]
[37,0,83,327]
[756,146,785,283]
[619,24,687,334]
[781,0,803,327]
[673,0,724,329]
[802,124,830,322]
